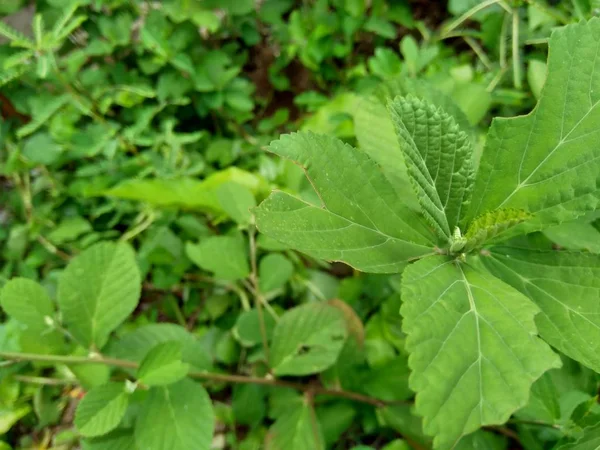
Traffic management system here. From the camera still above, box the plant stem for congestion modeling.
[248,224,270,362]
[508,418,561,429]
[441,0,503,37]
[0,350,390,407]
[13,375,75,386]
[512,7,522,89]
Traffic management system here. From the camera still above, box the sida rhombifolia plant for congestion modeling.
[255,18,600,449]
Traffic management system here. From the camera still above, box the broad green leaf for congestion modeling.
[255,132,436,273]
[463,208,532,251]
[401,256,560,448]
[215,181,256,225]
[467,19,600,234]
[185,234,250,281]
[516,372,561,424]
[258,253,294,292]
[104,168,266,212]
[107,323,211,371]
[265,402,325,450]
[481,245,600,373]
[389,96,475,239]
[134,379,214,450]
[0,278,55,331]
[454,431,507,450]
[82,430,136,450]
[57,242,141,349]
[270,302,347,376]
[74,383,129,437]
[137,341,190,386]
[543,220,600,253]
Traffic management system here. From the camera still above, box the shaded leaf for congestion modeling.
[186,234,249,281]
[270,302,347,376]
[259,253,294,292]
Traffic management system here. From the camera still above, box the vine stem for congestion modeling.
[0,351,389,407]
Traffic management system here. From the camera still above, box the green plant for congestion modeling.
[256,18,600,448]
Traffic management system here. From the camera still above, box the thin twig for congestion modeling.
[13,375,75,386]
[441,0,503,37]
[248,224,270,362]
[0,350,391,408]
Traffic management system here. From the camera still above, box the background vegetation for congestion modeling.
[1,0,600,449]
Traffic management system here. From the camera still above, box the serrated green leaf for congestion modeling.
[265,402,325,450]
[270,302,347,376]
[57,242,141,349]
[255,132,436,273]
[0,20,33,47]
[454,430,507,450]
[74,383,129,438]
[354,78,472,212]
[0,278,55,331]
[389,96,475,240]
[401,256,560,448]
[481,245,600,373]
[467,19,600,234]
[134,379,214,450]
[258,253,294,292]
[186,234,249,281]
[137,341,189,386]
[215,181,256,225]
[463,208,532,251]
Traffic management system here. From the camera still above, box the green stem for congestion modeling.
[248,224,270,363]
[441,0,504,37]
[512,7,522,89]
[0,351,389,407]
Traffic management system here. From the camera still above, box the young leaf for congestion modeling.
[270,302,348,376]
[265,401,325,450]
[463,208,532,251]
[0,278,55,331]
[134,379,214,450]
[401,256,560,448]
[137,341,190,386]
[543,220,600,253]
[258,253,294,292]
[185,234,250,281]
[255,132,436,273]
[57,242,141,349]
[481,245,600,373]
[74,383,129,437]
[467,19,600,234]
[389,96,475,240]
[215,181,256,225]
